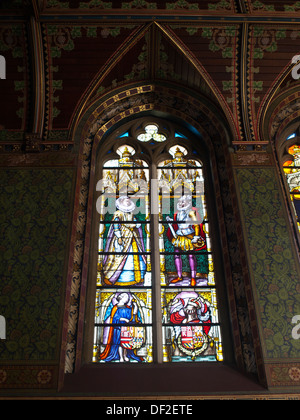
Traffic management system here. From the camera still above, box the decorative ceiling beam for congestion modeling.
[28,13,46,139]
[35,12,300,25]
[31,0,41,22]
[238,0,249,14]
[3,11,300,24]
[240,22,253,142]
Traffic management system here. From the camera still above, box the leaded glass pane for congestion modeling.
[137,124,166,143]
[93,290,153,363]
[93,123,223,365]
[94,145,152,363]
[162,289,223,362]
[158,146,223,362]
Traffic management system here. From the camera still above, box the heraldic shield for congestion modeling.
[121,326,145,350]
[178,325,208,357]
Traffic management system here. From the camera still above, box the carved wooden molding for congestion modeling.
[25,133,41,153]
[231,151,273,166]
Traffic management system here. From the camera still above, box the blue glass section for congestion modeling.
[175,132,187,139]
[119,132,129,138]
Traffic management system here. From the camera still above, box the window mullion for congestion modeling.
[150,168,163,364]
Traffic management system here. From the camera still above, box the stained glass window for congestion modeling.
[158,146,223,362]
[93,122,223,364]
[283,144,300,232]
[94,145,152,363]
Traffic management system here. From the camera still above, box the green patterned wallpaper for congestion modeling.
[236,168,300,360]
[0,168,74,361]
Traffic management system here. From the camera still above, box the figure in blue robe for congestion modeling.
[100,293,144,363]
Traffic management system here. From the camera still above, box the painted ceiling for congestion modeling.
[2,1,300,13]
[0,0,300,145]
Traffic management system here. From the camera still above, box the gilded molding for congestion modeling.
[29,17,46,139]
[231,151,273,166]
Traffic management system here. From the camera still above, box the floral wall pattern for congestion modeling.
[0,168,74,387]
[235,167,300,386]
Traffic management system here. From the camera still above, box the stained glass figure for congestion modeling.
[158,146,210,288]
[162,290,223,362]
[97,145,151,288]
[165,195,207,287]
[158,145,223,362]
[94,123,223,364]
[283,144,300,232]
[94,291,152,363]
[101,197,147,286]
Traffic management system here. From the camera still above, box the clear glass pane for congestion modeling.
[137,124,166,143]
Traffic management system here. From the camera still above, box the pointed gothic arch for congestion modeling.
[258,52,300,142]
[259,80,300,277]
[69,22,239,143]
[59,81,263,395]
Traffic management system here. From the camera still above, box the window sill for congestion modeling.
[61,362,266,396]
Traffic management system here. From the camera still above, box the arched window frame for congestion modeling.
[61,84,264,393]
[83,116,232,370]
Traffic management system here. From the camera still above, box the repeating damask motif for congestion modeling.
[43,0,236,10]
[0,168,74,361]
[236,168,300,360]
